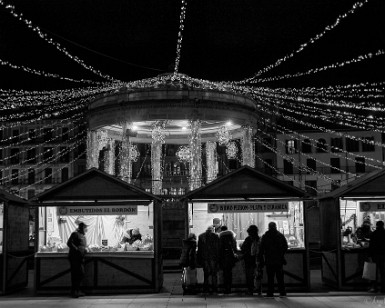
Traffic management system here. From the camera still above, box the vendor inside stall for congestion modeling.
[37,204,154,254]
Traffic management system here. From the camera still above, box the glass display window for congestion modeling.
[37,203,154,253]
[340,199,385,249]
[188,201,305,250]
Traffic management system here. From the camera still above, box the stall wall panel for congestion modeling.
[7,205,29,251]
[342,251,368,288]
[322,252,338,286]
[95,257,153,286]
[320,199,338,250]
[38,257,71,287]
[6,257,28,288]
[282,252,305,286]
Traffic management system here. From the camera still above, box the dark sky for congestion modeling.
[0,0,384,90]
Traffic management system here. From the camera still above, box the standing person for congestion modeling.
[368,220,385,293]
[179,233,197,269]
[121,227,142,245]
[219,226,237,294]
[241,224,261,295]
[197,225,220,294]
[258,222,288,298]
[67,222,88,298]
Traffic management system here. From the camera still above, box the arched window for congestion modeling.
[301,139,312,153]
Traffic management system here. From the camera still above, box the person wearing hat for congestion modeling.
[356,217,373,244]
[67,222,88,298]
[197,225,220,294]
[213,218,222,234]
[121,227,142,245]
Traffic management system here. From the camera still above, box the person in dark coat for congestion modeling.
[67,222,88,298]
[121,228,142,245]
[197,225,220,293]
[179,233,197,269]
[258,222,288,298]
[219,226,237,294]
[241,224,262,295]
[368,220,385,293]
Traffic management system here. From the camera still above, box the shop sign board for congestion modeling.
[360,202,385,212]
[207,202,288,213]
[58,205,138,215]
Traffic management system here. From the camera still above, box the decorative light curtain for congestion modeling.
[241,125,255,167]
[206,141,217,183]
[105,138,115,175]
[120,123,132,183]
[86,129,99,169]
[189,120,202,190]
[151,122,166,195]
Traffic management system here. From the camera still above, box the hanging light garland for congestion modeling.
[176,145,191,162]
[174,0,188,75]
[0,0,118,82]
[129,144,140,162]
[236,0,369,83]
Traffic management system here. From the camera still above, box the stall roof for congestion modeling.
[30,168,162,202]
[0,187,28,204]
[182,166,310,200]
[319,168,385,200]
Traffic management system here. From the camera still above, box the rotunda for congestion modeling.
[86,74,259,194]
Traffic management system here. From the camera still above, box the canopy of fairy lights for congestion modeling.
[0,0,384,196]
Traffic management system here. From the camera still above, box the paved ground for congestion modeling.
[0,270,382,308]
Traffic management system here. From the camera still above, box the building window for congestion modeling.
[43,128,53,142]
[28,129,36,142]
[330,158,341,173]
[11,169,19,185]
[362,137,375,152]
[12,129,20,142]
[285,139,297,154]
[331,138,343,153]
[306,158,316,174]
[305,180,317,196]
[43,147,54,161]
[283,159,294,175]
[26,148,36,164]
[316,139,328,153]
[44,168,53,184]
[346,138,359,152]
[27,189,35,199]
[264,159,274,176]
[28,169,35,184]
[62,127,69,141]
[171,187,177,195]
[261,137,274,153]
[301,139,312,153]
[59,147,70,163]
[10,148,20,164]
[355,157,365,173]
[61,168,69,182]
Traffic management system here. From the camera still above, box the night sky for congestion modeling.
[0,0,384,90]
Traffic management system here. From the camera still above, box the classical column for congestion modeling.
[86,129,99,169]
[241,125,255,167]
[189,120,202,190]
[151,122,165,195]
[206,141,217,183]
[120,123,133,183]
[105,138,115,175]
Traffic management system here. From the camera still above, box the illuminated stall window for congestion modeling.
[38,203,154,253]
[188,201,305,250]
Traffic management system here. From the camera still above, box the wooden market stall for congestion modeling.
[0,188,30,295]
[30,168,163,295]
[319,168,385,290]
[181,166,312,291]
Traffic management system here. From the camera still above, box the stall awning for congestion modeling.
[182,165,310,200]
[0,187,28,204]
[319,168,385,200]
[30,168,162,203]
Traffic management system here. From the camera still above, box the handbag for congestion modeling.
[362,261,376,280]
[196,267,204,284]
[183,267,197,285]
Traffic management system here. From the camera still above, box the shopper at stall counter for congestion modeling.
[241,224,262,295]
[258,222,288,298]
[197,225,220,294]
[179,233,197,269]
[219,226,238,294]
[356,217,373,244]
[67,222,88,298]
[368,220,385,293]
[121,228,142,245]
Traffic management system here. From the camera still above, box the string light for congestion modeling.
[236,0,370,83]
[0,0,118,82]
[176,145,191,162]
[174,0,188,75]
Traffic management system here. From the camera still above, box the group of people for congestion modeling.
[180,219,288,297]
